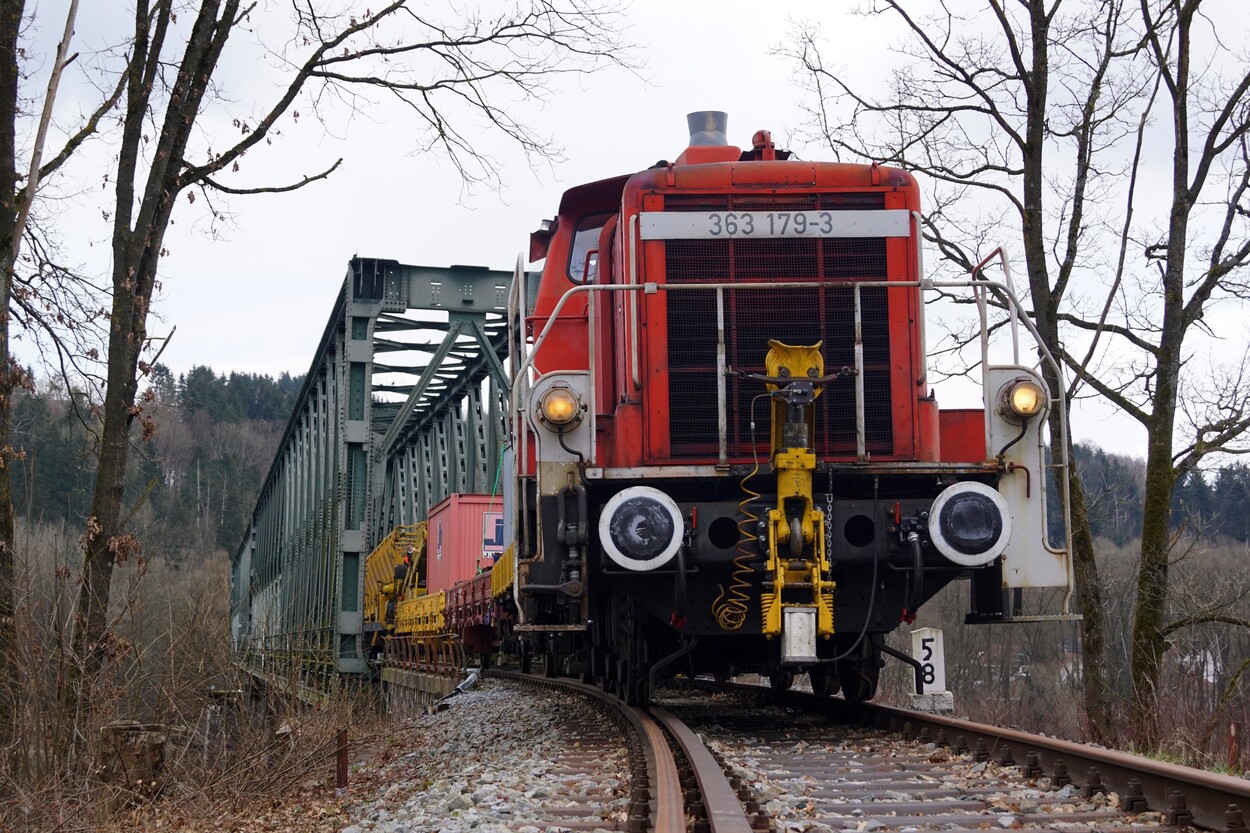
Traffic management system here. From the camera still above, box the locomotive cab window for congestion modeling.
[568,212,613,283]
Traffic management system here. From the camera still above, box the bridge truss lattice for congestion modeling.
[231,257,512,691]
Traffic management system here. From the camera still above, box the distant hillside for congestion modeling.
[12,376,1250,556]
[1049,442,1250,544]
[13,364,303,556]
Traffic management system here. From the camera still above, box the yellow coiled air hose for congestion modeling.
[712,394,769,631]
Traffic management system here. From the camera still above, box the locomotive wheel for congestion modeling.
[838,636,882,702]
[543,647,559,678]
[627,665,653,706]
[808,669,839,698]
[618,635,651,705]
[600,653,617,693]
[768,670,795,691]
[839,663,879,702]
[519,640,533,674]
[618,657,642,706]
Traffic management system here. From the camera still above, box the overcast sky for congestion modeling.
[135,1,862,376]
[24,0,1218,461]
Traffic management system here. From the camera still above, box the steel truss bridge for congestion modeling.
[231,257,512,693]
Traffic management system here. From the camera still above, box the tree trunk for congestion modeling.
[70,203,176,681]
[1130,394,1178,746]
[1128,261,1185,747]
[68,0,217,703]
[0,0,26,750]
[1128,0,1195,750]
[1065,452,1114,742]
[1013,0,1116,745]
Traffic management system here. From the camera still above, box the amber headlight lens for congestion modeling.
[539,387,581,427]
[1007,379,1045,419]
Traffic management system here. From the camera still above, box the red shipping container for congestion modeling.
[425,494,506,593]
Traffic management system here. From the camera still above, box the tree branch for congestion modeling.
[201,158,342,194]
[1162,613,1250,638]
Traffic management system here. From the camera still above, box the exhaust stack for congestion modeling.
[687,111,729,146]
[675,110,740,166]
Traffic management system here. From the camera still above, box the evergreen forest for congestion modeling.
[13,365,303,557]
[11,368,1250,558]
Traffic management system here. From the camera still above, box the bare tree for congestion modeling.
[2,0,123,748]
[63,0,627,720]
[0,0,21,752]
[780,0,1147,743]
[1112,0,1250,746]
[785,0,1250,748]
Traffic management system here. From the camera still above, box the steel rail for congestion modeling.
[650,705,755,833]
[488,670,685,833]
[866,702,1250,832]
[675,678,1250,831]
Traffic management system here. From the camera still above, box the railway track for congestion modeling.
[489,671,687,832]
[489,670,756,832]
[483,672,1250,833]
[659,679,1250,833]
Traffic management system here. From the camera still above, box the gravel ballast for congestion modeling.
[340,680,629,833]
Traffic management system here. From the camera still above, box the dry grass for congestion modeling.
[886,534,1250,770]
[0,520,401,832]
[6,518,1246,831]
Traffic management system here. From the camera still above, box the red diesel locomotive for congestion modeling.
[425,112,1074,705]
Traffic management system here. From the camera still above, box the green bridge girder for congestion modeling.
[231,257,512,688]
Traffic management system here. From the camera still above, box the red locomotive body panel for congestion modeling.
[939,408,989,463]
[528,175,632,378]
[516,123,1006,481]
[610,160,931,467]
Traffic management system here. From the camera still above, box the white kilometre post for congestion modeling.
[910,627,954,714]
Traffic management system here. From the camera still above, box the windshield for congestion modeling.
[568,213,613,282]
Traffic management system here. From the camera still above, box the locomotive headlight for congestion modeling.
[1000,378,1046,421]
[538,385,582,428]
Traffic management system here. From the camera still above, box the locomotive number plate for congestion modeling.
[639,209,910,240]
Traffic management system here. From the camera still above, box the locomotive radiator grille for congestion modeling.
[662,193,894,459]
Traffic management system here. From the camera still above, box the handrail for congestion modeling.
[972,247,1022,365]
[628,213,641,390]
[970,246,1075,611]
[508,274,1074,607]
[508,256,528,626]
[911,210,928,389]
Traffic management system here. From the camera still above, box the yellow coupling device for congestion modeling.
[757,340,835,639]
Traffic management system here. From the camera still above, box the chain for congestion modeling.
[824,466,834,561]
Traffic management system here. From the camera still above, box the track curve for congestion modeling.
[488,670,687,832]
[662,679,1250,832]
